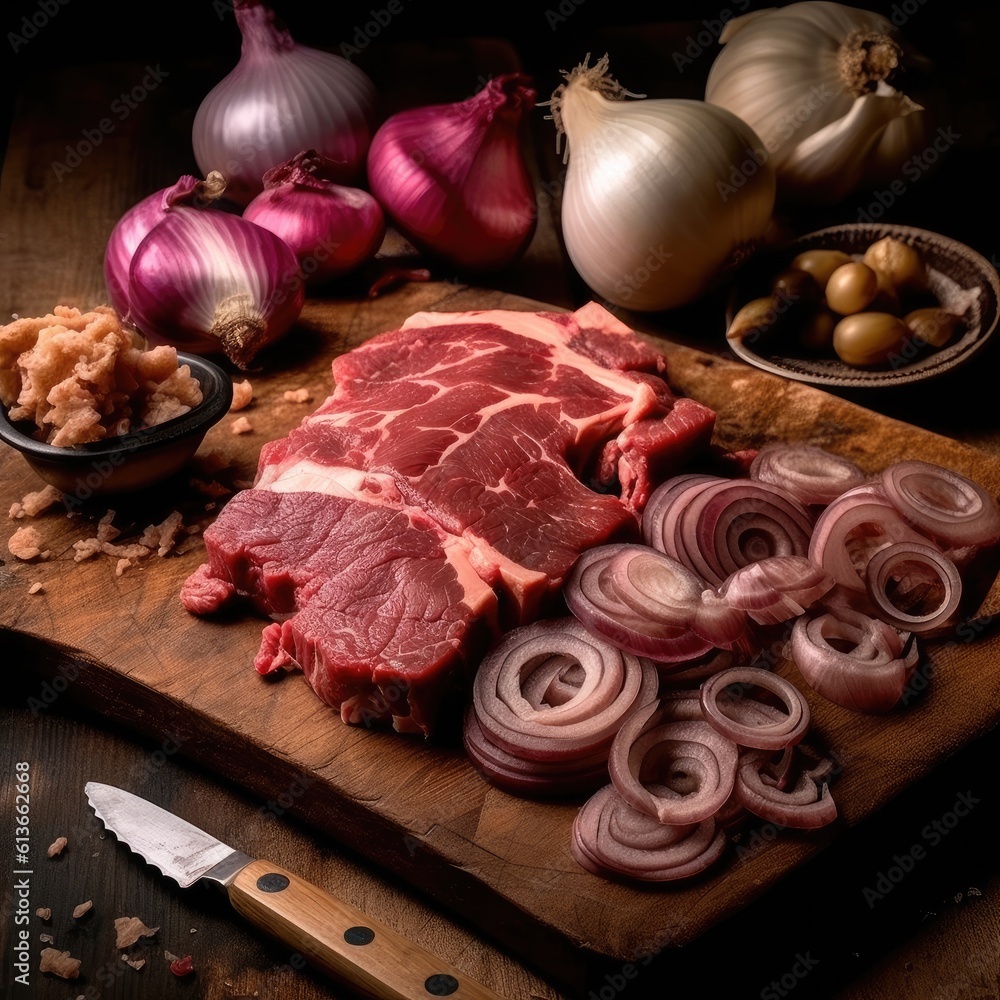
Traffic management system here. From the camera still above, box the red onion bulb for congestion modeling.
[128,208,303,369]
[104,172,227,318]
[193,0,378,206]
[244,150,386,284]
[367,75,538,271]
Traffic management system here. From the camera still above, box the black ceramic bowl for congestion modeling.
[726,224,1000,388]
[0,353,232,497]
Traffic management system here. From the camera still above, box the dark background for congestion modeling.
[3,0,998,258]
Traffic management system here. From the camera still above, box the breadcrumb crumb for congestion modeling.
[283,388,312,403]
[8,525,50,560]
[72,900,93,920]
[114,916,159,949]
[96,510,120,543]
[231,415,253,435]
[47,837,68,858]
[229,379,253,411]
[39,947,81,979]
[28,582,44,595]
[72,537,101,562]
[36,907,51,920]
[138,510,184,556]
[8,484,62,519]
[72,509,187,566]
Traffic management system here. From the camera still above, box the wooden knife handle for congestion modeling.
[227,859,506,1000]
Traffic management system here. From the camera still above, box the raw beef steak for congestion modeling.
[181,303,715,734]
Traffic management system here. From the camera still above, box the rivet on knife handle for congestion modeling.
[228,859,504,1000]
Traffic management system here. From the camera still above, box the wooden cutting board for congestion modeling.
[5,283,1000,990]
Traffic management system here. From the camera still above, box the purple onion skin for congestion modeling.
[127,207,304,369]
[104,175,211,318]
[243,152,386,283]
[192,0,378,206]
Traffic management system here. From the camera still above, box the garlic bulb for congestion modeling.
[548,54,775,312]
[705,1,931,203]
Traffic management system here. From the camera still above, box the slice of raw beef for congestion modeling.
[181,303,715,735]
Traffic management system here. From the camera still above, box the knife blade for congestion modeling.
[84,782,505,1000]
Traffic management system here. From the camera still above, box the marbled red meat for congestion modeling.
[182,303,716,734]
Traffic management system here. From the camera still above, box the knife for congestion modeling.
[84,782,505,1000]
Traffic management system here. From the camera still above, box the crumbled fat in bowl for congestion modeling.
[0,305,202,446]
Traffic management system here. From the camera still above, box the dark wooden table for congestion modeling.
[3,2,1000,998]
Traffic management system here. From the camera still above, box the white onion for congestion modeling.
[545,53,775,311]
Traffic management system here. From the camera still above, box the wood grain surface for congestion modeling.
[4,280,1000,989]
[4,4,1000,998]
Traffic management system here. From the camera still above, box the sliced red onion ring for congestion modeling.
[607,546,707,624]
[608,701,739,825]
[462,709,611,796]
[789,608,918,713]
[880,460,1000,549]
[470,616,660,768]
[563,546,715,662]
[653,649,738,687]
[606,546,749,649]
[714,793,751,832]
[653,688,706,721]
[699,666,811,750]
[571,784,728,882]
[718,555,835,625]
[750,443,867,507]
[735,747,838,829]
[809,483,935,591]
[865,542,962,634]
[675,479,815,589]
[642,474,723,557]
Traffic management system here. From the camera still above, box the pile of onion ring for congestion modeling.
[573,667,837,882]
[463,445,1000,884]
[464,617,659,795]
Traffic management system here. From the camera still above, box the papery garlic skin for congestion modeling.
[705,1,930,203]
[553,57,775,312]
